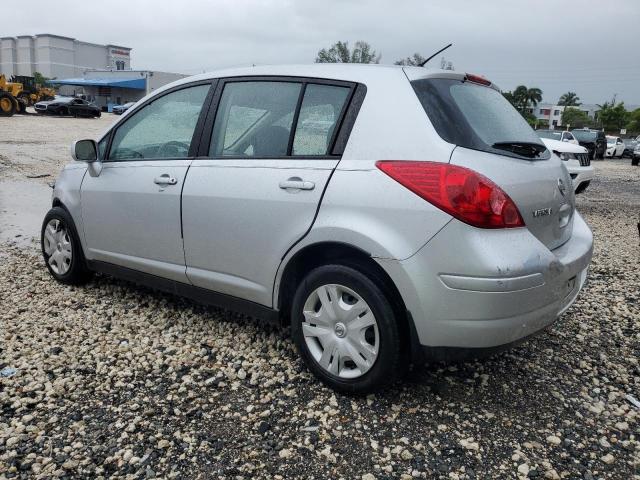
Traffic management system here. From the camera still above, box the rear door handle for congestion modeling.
[279,178,315,191]
[154,174,178,186]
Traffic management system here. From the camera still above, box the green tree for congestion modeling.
[626,108,640,134]
[597,101,629,131]
[394,53,427,66]
[33,71,51,86]
[561,107,592,128]
[315,41,381,64]
[558,91,581,106]
[504,85,543,114]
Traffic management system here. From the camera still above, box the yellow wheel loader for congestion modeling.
[0,74,55,116]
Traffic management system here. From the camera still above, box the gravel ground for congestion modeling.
[1,115,639,479]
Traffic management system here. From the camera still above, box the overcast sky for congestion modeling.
[8,0,640,105]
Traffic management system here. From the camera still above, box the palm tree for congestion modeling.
[526,87,543,109]
[558,92,581,106]
[513,85,529,112]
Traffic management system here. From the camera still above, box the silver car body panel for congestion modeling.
[80,160,191,282]
[377,211,592,347]
[182,158,338,306]
[49,63,593,352]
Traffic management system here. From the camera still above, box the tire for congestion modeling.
[290,264,402,394]
[0,92,16,117]
[17,99,27,114]
[41,207,92,285]
[632,157,639,166]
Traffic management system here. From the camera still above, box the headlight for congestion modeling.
[553,151,575,161]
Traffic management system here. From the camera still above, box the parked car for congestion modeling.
[605,136,625,158]
[536,129,579,145]
[538,137,594,194]
[633,143,640,166]
[622,138,637,158]
[112,102,136,115]
[41,65,593,393]
[571,128,606,160]
[35,97,101,118]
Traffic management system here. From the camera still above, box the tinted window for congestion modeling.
[210,81,301,157]
[292,84,350,155]
[572,130,597,142]
[412,78,548,160]
[109,84,209,161]
[537,130,562,140]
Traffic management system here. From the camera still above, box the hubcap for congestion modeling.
[302,284,379,379]
[43,219,72,275]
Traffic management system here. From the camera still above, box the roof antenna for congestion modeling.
[419,43,453,67]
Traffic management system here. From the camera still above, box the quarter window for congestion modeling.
[108,84,209,161]
[293,84,350,155]
[210,81,301,157]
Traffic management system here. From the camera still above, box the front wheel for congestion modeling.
[41,207,92,285]
[291,264,402,394]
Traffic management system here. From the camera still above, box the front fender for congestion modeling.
[52,164,88,253]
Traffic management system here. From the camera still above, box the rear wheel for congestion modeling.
[291,264,402,394]
[41,207,92,285]
[0,92,16,116]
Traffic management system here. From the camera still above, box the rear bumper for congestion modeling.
[377,211,593,350]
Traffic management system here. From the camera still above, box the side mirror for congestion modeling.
[71,139,98,162]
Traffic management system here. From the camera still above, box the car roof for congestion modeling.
[152,64,469,95]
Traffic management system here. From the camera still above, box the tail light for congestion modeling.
[376,161,525,229]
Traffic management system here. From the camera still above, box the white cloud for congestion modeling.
[4,0,640,104]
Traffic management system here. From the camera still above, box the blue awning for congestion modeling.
[49,77,146,90]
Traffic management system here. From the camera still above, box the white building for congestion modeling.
[0,34,131,78]
[533,103,602,128]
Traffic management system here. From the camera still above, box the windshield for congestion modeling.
[606,137,615,144]
[572,130,597,142]
[412,78,549,160]
[536,130,563,140]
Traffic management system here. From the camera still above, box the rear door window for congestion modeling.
[209,81,301,157]
[292,84,350,155]
[412,78,549,160]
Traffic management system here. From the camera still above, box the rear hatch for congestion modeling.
[409,72,574,250]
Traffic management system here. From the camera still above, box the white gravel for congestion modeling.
[0,114,639,479]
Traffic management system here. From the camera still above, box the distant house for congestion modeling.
[532,103,601,128]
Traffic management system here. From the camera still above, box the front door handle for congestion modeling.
[154,174,178,186]
[279,178,315,191]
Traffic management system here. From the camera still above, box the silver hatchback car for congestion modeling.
[42,65,593,393]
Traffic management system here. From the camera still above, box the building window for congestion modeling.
[115,60,125,70]
[540,108,551,115]
[553,109,560,116]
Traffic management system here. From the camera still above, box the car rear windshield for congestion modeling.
[536,130,563,140]
[412,78,549,160]
[572,130,597,142]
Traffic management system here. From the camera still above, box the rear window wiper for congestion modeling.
[492,141,547,158]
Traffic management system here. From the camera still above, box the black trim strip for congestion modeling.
[86,260,280,325]
[287,82,307,156]
[332,83,367,155]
